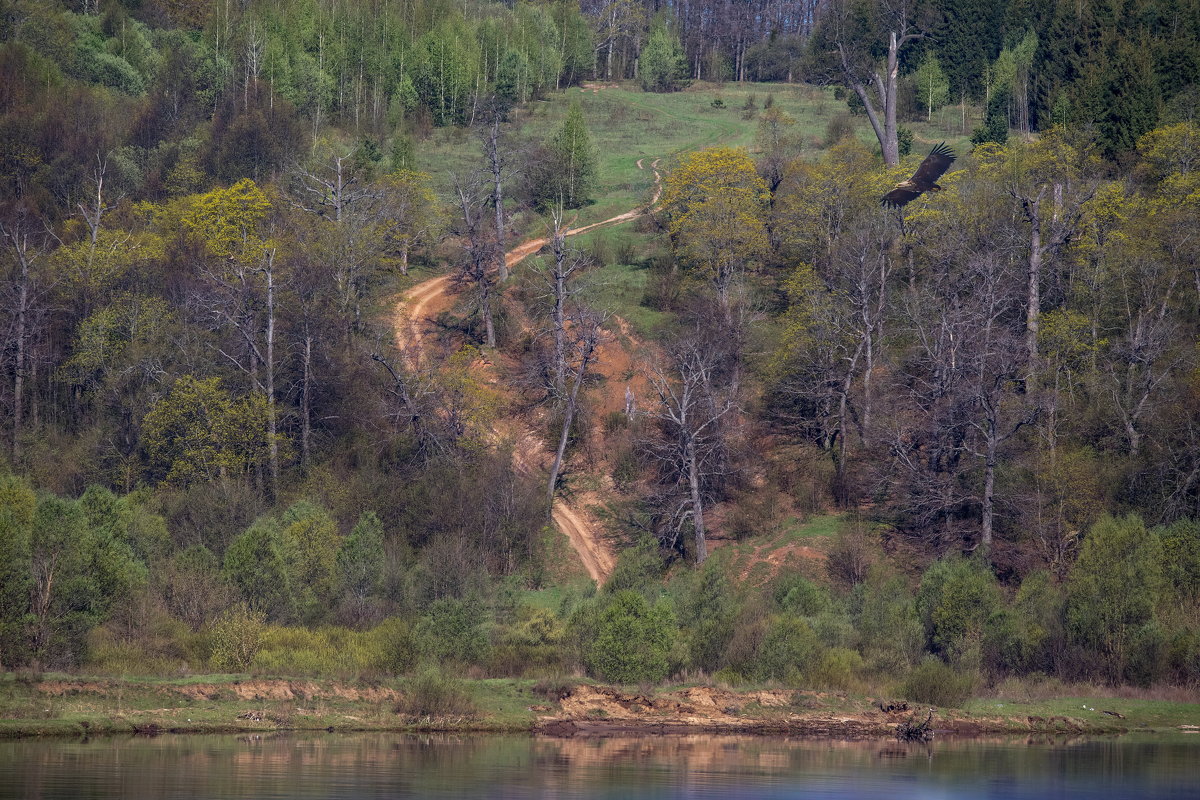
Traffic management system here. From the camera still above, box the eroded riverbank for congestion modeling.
[3,675,1198,740]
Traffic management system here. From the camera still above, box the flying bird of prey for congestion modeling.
[881,142,956,207]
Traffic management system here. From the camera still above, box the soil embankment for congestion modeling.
[1,676,1171,739]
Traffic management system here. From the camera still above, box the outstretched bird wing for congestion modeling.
[881,142,956,207]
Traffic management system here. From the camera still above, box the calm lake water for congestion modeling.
[1,732,1198,799]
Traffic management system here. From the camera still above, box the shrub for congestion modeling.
[727,490,783,541]
[773,574,828,616]
[853,566,924,672]
[825,522,877,588]
[365,618,419,675]
[210,603,266,671]
[1165,627,1200,684]
[900,657,977,708]
[249,625,373,677]
[1066,514,1164,681]
[811,647,864,690]
[1159,518,1200,606]
[397,666,476,717]
[982,571,1065,676]
[602,542,665,595]
[415,597,491,666]
[680,562,737,673]
[587,590,675,684]
[532,675,576,700]
[1125,622,1167,687]
[824,112,856,146]
[916,557,1001,664]
[755,615,821,683]
[490,606,565,676]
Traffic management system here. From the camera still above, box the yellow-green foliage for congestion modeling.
[810,647,865,691]
[85,616,196,676]
[181,178,273,262]
[246,620,420,678]
[210,604,267,672]
[901,656,978,708]
[396,666,477,718]
[490,606,565,676]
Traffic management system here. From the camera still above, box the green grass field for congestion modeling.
[417,81,977,225]
[404,81,979,332]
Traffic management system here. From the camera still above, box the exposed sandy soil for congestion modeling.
[389,161,663,583]
[36,679,399,703]
[535,684,1093,739]
[16,678,1151,739]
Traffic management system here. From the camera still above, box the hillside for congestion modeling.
[1,0,1199,714]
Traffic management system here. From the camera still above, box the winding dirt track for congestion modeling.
[393,159,662,583]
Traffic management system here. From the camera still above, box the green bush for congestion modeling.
[587,590,675,684]
[490,606,565,676]
[1125,622,1167,687]
[755,615,820,684]
[1066,514,1164,681]
[365,617,419,675]
[415,597,491,666]
[1159,519,1200,606]
[1165,627,1200,684]
[680,562,737,673]
[811,647,864,690]
[602,541,665,595]
[852,566,924,672]
[916,556,1001,664]
[900,657,977,708]
[210,604,267,672]
[773,574,828,616]
[983,571,1065,676]
[397,666,476,718]
[247,625,374,677]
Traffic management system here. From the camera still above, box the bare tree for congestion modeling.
[822,0,927,166]
[0,213,53,462]
[1010,183,1092,380]
[290,151,382,335]
[540,208,591,396]
[480,112,513,282]
[451,171,498,348]
[775,223,890,502]
[199,246,283,499]
[546,307,605,506]
[643,335,737,564]
[885,251,1036,557]
[1104,252,1182,457]
[370,350,457,462]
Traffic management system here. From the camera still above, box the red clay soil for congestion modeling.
[389,160,664,583]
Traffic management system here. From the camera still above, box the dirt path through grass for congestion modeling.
[392,159,663,583]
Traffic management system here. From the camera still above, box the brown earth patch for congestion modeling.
[38,679,398,703]
[536,684,1057,739]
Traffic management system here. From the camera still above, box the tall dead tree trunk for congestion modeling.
[832,3,923,167]
[454,176,497,348]
[484,117,508,282]
[1,219,49,462]
[647,339,736,564]
[1012,183,1092,384]
[547,310,603,506]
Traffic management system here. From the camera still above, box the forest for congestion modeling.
[1,0,1199,703]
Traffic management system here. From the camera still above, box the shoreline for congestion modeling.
[4,675,1195,741]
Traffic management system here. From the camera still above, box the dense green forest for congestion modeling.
[1,0,1199,700]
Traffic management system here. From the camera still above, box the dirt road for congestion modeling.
[391,159,662,583]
